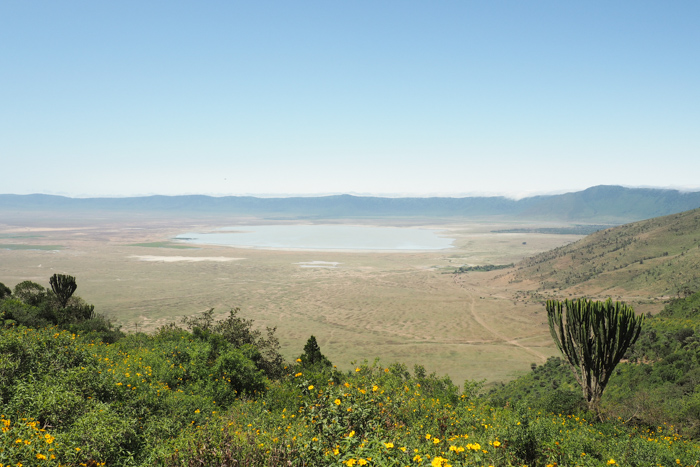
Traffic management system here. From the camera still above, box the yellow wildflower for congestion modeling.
[431,457,451,467]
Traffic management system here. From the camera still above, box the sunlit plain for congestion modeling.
[1,215,599,385]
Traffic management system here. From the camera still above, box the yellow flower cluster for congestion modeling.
[431,456,452,467]
[0,415,57,464]
[342,458,369,466]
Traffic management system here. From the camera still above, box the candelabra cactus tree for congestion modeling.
[49,273,77,309]
[546,298,644,416]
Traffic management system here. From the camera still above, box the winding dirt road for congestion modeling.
[453,275,548,362]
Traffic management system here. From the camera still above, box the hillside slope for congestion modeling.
[508,207,700,297]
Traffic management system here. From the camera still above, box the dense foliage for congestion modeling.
[492,291,700,439]
[1,280,122,343]
[2,278,700,466]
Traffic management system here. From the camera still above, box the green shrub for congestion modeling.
[0,281,11,299]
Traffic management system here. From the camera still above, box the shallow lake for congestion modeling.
[174,225,455,251]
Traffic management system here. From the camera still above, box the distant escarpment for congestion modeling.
[2,185,700,223]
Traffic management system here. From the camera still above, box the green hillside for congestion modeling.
[511,207,700,297]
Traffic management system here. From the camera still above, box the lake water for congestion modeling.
[174,225,454,251]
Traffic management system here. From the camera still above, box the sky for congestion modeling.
[1,1,699,199]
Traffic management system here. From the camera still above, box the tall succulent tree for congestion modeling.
[49,274,77,309]
[546,298,644,416]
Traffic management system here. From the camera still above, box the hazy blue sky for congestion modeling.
[2,1,699,198]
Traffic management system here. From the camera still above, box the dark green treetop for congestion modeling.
[13,280,48,306]
[0,282,11,300]
[299,335,331,368]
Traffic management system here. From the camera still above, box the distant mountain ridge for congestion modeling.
[2,185,700,223]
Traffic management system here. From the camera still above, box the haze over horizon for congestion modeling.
[6,184,700,201]
[2,2,699,199]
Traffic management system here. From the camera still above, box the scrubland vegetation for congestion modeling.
[2,275,700,466]
[453,264,514,274]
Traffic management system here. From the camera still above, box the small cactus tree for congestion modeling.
[546,298,644,416]
[49,274,77,309]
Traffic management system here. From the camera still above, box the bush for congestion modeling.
[0,299,52,328]
[0,281,11,299]
[182,308,285,379]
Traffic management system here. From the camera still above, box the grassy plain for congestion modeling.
[0,213,613,386]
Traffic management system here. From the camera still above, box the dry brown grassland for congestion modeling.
[0,213,615,386]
